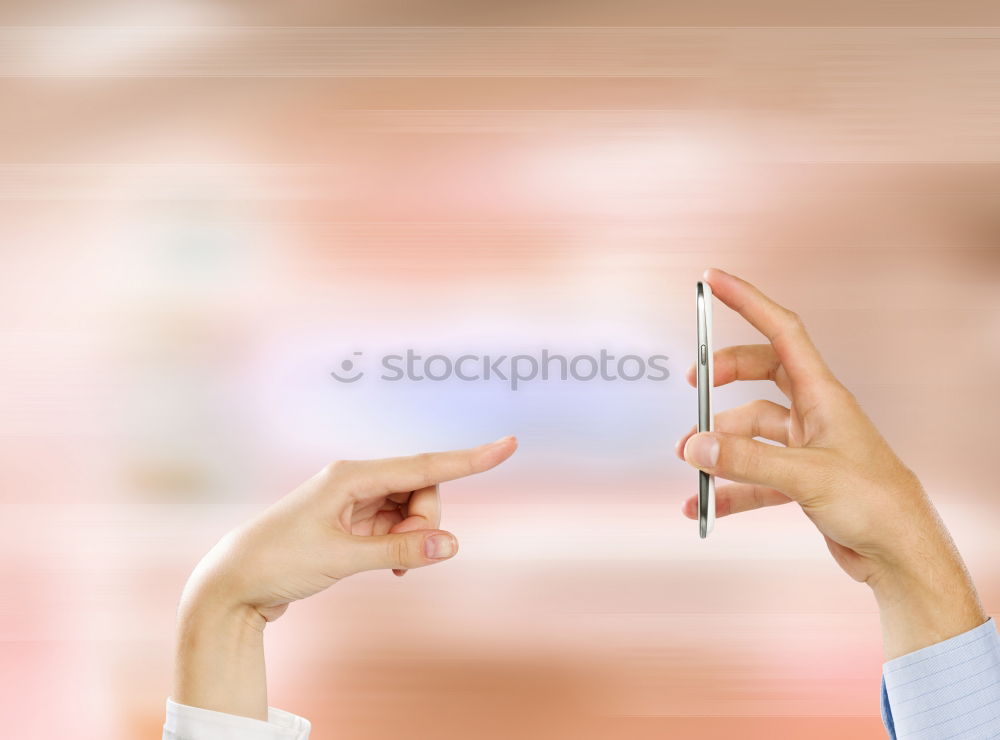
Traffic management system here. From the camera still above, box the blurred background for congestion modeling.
[1,2,999,738]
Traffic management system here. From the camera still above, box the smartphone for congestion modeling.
[696,280,715,538]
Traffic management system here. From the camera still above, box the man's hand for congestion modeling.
[676,268,985,660]
[173,436,517,720]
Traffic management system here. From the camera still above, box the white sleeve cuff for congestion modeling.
[163,698,311,740]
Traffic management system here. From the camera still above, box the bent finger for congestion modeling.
[685,344,792,397]
[675,399,790,460]
[703,268,836,396]
[682,483,792,519]
[388,484,440,577]
[402,484,441,530]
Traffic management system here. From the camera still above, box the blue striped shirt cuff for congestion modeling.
[881,617,1000,739]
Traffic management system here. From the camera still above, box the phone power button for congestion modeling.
[700,344,707,365]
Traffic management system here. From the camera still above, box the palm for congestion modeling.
[245,482,443,619]
[337,482,442,577]
[782,368,881,582]
[687,343,872,582]
[348,491,415,536]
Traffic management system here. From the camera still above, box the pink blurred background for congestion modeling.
[1,2,999,738]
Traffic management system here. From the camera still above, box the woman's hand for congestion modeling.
[676,269,984,660]
[173,436,517,720]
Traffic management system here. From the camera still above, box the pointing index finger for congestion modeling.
[348,436,517,499]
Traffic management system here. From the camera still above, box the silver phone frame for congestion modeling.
[696,281,715,538]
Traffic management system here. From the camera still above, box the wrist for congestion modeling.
[178,572,266,634]
[173,577,269,720]
[869,544,985,661]
[178,592,267,641]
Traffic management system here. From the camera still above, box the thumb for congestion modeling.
[683,431,817,497]
[346,529,459,574]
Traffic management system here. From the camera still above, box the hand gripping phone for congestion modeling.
[696,281,715,538]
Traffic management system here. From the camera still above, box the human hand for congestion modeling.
[675,269,984,659]
[173,436,517,718]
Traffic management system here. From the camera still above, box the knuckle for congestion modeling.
[413,453,435,488]
[391,536,412,567]
[834,382,859,406]
[320,459,356,483]
[782,309,802,331]
[817,382,859,419]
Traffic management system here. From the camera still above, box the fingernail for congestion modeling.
[686,433,719,468]
[424,534,456,560]
[491,435,515,445]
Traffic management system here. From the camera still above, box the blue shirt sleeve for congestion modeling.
[880,617,1000,739]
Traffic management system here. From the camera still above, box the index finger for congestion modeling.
[344,435,517,499]
[703,268,835,393]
